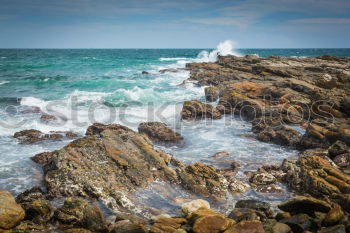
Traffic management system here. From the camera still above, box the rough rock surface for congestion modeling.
[205,86,220,102]
[138,122,183,142]
[181,100,221,120]
[0,190,25,230]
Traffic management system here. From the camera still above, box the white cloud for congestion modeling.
[187,17,246,27]
[290,18,350,24]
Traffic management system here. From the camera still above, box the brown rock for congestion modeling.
[181,100,221,120]
[224,220,265,233]
[0,190,25,229]
[211,151,229,159]
[278,196,331,215]
[150,217,186,233]
[192,214,232,233]
[31,152,54,166]
[205,86,220,102]
[322,205,344,227]
[111,224,148,233]
[138,122,183,142]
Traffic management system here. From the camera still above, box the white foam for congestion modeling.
[0,81,10,86]
[196,40,241,62]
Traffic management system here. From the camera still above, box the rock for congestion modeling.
[328,141,350,158]
[275,212,291,221]
[150,217,186,233]
[278,196,331,215]
[159,68,180,73]
[30,152,54,166]
[181,100,221,120]
[211,151,229,159]
[138,122,183,142]
[340,97,350,116]
[281,155,350,197]
[0,190,25,229]
[66,131,79,138]
[235,200,272,217]
[45,124,182,214]
[85,123,130,136]
[81,205,107,232]
[255,184,284,194]
[192,214,232,233]
[142,71,149,75]
[333,153,350,170]
[14,129,67,143]
[20,106,41,114]
[177,162,229,201]
[111,224,148,233]
[228,208,266,222]
[64,229,92,233]
[224,220,265,233]
[280,213,318,233]
[181,199,210,216]
[55,198,89,225]
[322,205,344,227]
[187,208,233,233]
[249,172,276,186]
[205,86,219,102]
[271,222,291,233]
[7,220,49,232]
[252,120,302,146]
[318,225,346,233]
[21,198,54,224]
[40,114,58,123]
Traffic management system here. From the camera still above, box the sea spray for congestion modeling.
[197,40,241,62]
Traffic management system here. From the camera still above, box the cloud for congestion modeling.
[290,18,350,24]
[187,17,246,27]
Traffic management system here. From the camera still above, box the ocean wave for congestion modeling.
[159,57,189,61]
[196,40,241,62]
[0,81,10,86]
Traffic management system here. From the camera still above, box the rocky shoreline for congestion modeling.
[1,55,350,232]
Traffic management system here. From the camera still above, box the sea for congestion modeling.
[1,43,349,213]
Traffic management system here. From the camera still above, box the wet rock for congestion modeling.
[85,123,130,136]
[138,122,183,142]
[0,190,25,230]
[30,152,54,166]
[181,100,221,120]
[249,172,277,186]
[224,220,265,233]
[318,225,346,233]
[328,140,350,158]
[275,212,291,221]
[205,86,219,102]
[111,223,148,233]
[159,68,180,73]
[20,106,41,114]
[228,208,266,222]
[235,200,272,218]
[55,198,89,225]
[21,198,54,224]
[255,184,284,194]
[211,151,229,159]
[66,131,79,138]
[181,199,210,216]
[177,162,229,201]
[142,71,149,75]
[150,217,186,233]
[278,196,331,215]
[40,114,58,123]
[13,129,71,144]
[280,213,318,233]
[252,120,302,146]
[322,205,344,227]
[227,178,250,193]
[45,124,181,214]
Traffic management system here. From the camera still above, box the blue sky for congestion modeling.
[0,0,349,48]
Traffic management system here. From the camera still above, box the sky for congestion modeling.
[0,0,349,48]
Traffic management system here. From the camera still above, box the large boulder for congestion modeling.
[181,100,221,120]
[0,190,25,230]
[138,122,183,143]
[224,220,265,233]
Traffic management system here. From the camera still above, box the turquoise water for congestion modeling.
[0,47,349,199]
